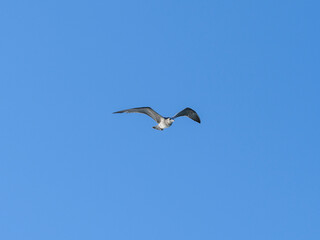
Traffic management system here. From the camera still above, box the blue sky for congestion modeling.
[0,0,319,239]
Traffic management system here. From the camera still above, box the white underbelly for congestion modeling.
[158,121,169,129]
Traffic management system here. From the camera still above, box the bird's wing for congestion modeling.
[113,107,163,123]
[172,107,201,123]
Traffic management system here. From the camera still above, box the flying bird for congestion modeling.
[113,107,201,130]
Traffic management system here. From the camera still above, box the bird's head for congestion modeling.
[166,118,174,125]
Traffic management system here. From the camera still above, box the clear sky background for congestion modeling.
[0,0,319,239]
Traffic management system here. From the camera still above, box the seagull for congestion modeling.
[113,107,201,130]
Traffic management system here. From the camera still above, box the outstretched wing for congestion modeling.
[172,107,201,123]
[113,107,163,123]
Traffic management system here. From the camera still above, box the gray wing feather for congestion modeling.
[172,107,201,123]
[113,107,163,123]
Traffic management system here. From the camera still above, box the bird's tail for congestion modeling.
[153,125,163,131]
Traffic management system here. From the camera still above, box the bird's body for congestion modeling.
[113,107,200,130]
[153,118,174,131]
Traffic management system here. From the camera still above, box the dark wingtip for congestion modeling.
[190,108,201,123]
